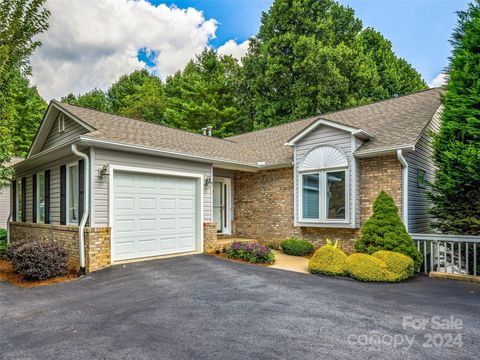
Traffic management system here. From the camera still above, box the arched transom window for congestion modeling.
[299,146,348,222]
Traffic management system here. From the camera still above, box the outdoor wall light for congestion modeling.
[205,176,213,189]
[98,165,110,179]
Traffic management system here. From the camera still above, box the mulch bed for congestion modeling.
[0,259,77,288]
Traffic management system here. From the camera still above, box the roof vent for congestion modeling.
[202,126,213,136]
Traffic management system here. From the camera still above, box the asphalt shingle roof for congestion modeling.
[55,88,442,167]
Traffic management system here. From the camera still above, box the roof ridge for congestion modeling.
[54,100,239,144]
[226,87,443,140]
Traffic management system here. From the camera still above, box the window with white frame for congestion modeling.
[67,163,79,224]
[37,171,45,223]
[299,146,348,223]
[17,178,23,221]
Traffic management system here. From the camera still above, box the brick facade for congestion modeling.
[359,154,403,223]
[85,227,111,272]
[232,155,403,254]
[203,222,218,252]
[9,222,111,272]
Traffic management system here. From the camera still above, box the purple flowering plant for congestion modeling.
[226,242,275,264]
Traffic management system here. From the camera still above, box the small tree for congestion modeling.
[355,191,423,269]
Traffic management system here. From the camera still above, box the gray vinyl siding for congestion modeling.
[0,186,10,228]
[12,154,85,225]
[93,148,213,227]
[294,125,357,227]
[41,114,88,152]
[405,109,441,233]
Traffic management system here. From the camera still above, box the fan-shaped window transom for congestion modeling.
[300,146,348,171]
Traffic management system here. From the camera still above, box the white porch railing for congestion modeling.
[410,233,480,276]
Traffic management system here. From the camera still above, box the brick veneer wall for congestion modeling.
[232,155,403,254]
[203,222,218,252]
[359,154,403,223]
[85,227,111,272]
[9,222,111,272]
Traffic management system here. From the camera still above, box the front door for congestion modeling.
[213,178,231,234]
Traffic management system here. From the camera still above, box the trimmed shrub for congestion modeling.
[308,241,348,276]
[9,241,69,281]
[355,191,422,269]
[280,238,314,256]
[0,229,7,259]
[346,253,398,282]
[226,242,275,264]
[372,250,414,281]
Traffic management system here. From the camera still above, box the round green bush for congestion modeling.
[9,240,69,281]
[372,250,414,281]
[308,244,348,276]
[280,238,314,256]
[346,253,399,282]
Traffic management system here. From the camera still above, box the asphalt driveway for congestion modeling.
[1,255,479,360]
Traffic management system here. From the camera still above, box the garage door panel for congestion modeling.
[139,197,156,209]
[112,171,199,261]
[115,197,135,210]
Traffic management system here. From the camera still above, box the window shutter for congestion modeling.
[78,159,85,225]
[21,177,26,222]
[60,165,66,225]
[12,180,17,222]
[32,174,37,223]
[45,170,51,224]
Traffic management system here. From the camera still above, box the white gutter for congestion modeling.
[397,149,409,230]
[71,144,89,274]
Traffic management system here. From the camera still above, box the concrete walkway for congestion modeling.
[268,250,310,274]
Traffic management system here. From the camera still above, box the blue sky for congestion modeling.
[32,0,470,100]
[153,0,470,85]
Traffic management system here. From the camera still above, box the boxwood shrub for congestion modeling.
[346,253,397,282]
[280,238,314,256]
[0,228,7,259]
[8,240,69,281]
[372,250,414,281]
[226,242,275,264]
[308,243,348,276]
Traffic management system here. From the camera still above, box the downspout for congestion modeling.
[6,213,11,244]
[71,144,89,275]
[397,149,409,231]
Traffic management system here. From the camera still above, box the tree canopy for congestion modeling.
[239,0,426,128]
[164,49,248,136]
[0,0,49,185]
[429,0,480,235]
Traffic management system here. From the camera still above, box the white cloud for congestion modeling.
[217,39,250,61]
[30,0,218,100]
[428,73,448,88]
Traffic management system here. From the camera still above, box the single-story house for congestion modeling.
[8,88,442,272]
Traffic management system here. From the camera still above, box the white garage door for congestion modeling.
[112,171,199,261]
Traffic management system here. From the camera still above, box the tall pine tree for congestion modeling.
[164,49,248,137]
[429,1,480,235]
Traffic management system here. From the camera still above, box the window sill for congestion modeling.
[294,221,358,229]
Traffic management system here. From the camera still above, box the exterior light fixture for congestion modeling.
[205,176,213,189]
[98,165,110,179]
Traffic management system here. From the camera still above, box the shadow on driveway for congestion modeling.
[1,254,479,360]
